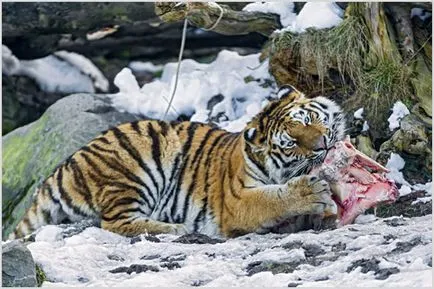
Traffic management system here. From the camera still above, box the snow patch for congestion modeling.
[276,2,343,34]
[411,8,432,21]
[242,1,296,27]
[128,61,164,73]
[2,45,108,93]
[111,50,275,132]
[388,101,410,131]
[399,185,413,197]
[354,107,364,119]
[54,51,109,92]
[386,153,410,186]
[362,121,369,132]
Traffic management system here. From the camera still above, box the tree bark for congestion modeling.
[2,2,268,60]
[154,2,281,37]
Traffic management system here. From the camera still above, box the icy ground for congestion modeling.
[25,215,432,287]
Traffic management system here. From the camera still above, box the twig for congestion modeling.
[163,17,188,120]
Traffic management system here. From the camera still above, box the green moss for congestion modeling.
[2,113,65,237]
[35,264,46,287]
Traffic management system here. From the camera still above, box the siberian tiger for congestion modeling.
[10,85,346,239]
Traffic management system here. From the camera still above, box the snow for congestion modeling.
[111,50,275,132]
[2,45,108,93]
[242,1,296,27]
[411,8,432,21]
[386,153,432,202]
[386,153,410,187]
[362,121,369,132]
[354,107,364,119]
[275,2,343,34]
[388,101,410,131]
[54,51,109,92]
[128,61,164,73]
[23,215,432,287]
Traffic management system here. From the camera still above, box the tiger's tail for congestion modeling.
[8,178,66,240]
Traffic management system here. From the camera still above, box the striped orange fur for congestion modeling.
[10,85,346,239]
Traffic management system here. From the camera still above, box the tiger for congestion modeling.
[9,85,346,239]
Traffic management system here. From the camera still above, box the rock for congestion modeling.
[346,258,380,274]
[369,191,432,218]
[391,237,423,254]
[160,254,186,262]
[2,93,141,238]
[2,241,37,287]
[107,254,125,262]
[355,135,378,159]
[378,114,431,184]
[140,254,161,260]
[246,260,300,276]
[172,233,225,244]
[144,235,161,243]
[109,264,159,274]
[130,236,142,245]
[2,75,65,135]
[375,267,400,280]
[160,262,181,270]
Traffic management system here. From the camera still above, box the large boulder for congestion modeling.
[2,93,141,238]
[2,241,37,287]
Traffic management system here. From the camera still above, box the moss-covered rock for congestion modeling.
[2,93,141,238]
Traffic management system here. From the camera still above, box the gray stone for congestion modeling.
[2,93,141,238]
[172,233,225,244]
[2,241,37,287]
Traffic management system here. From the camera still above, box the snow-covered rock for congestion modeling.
[2,45,108,94]
[18,215,432,287]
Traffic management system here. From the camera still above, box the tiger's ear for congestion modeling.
[277,84,305,102]
[243,120,266,152]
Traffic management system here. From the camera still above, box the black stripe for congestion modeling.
[111,127,160,193]
[194,132,233,225]
[40,209,51,224]
[95,136,110,144]
[182,131,229,223]
[190,128,218,169]
[158,152,182,211]
[244,145,268,179]
[102,207,148,222]
[104,197,146,214]
[80,152,153,210]
[244,168,267,185]
[269,154,281,169]
[218,136,239,228]
[228,143,241,200]
[118,216,140,227]
[68,158,96,211]
[147,122,166,194]
[159,121,169,136]
[130,121,142,135]
[44,183,60,204]
[169,123,200,220]
[312,100,328,110]
[56,165,87,216]
[84,145,155,205]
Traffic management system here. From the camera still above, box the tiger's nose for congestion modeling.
[314,136,327,150]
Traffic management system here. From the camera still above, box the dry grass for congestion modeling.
[272,12,414,129]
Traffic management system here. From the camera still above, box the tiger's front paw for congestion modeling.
[287,175,337,216]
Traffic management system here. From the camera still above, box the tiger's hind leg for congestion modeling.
[101,217,188,237]
[99,192,188,237]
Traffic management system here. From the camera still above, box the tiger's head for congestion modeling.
[242,85,346,184]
